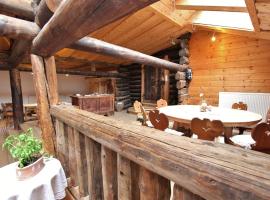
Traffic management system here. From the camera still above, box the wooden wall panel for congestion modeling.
[189,31,270,106]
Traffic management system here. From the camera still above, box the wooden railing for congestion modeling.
[51,105,270,200]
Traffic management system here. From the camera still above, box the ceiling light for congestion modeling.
[211,32,216,42]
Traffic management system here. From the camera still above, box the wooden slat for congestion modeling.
[55,119,68,174]
[74,130,88,197]
[139,167,171,200]
[117,154,132,200]
[85,137,103,200]
[173,184,204,200]
[51,105,270,200]
[245,0,261,32]
[101,146,118,200]
[67,126,78,187]
[175,0,247,12]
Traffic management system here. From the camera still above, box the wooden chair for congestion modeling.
[156,99,168,108]
[149,110,184,136]
[139,104,152,127]
[1,103,13,119]
[133,100,143,122]
[232,101,248,135]
[191,118,224,142]
[232,101,248,110]
[266,108,270,123]
[228,122,270,154]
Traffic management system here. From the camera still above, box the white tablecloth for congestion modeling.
[0,158,67,200]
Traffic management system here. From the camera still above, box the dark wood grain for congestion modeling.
[9,68,24,129]
[32,0,159,56]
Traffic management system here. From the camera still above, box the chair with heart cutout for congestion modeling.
[149,110,184,136]
[156,99,168,108]
[191,118,224,142]
[228,122,270,154]
[232,101,248,135]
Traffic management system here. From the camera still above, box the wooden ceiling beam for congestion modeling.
[70,37,186,72]
[175,0,247,12]
[31,0,159,57]
[0,0,35,20]
[0,14,40,40]
[245,0,261,32]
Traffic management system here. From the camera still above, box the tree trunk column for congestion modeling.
[9,68,24,129]
[31,54,55,155]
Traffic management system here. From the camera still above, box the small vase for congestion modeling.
[16,156,45,181]
[200,100,207,112]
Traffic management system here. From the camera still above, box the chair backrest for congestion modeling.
[232,102,247,111]
[191,118,224,141]
[133,100,142,113]
[149,110,169,131]
[251,122,270,153]
[157,99,168,108]
[266,108,270,123]
[139,104,149,126]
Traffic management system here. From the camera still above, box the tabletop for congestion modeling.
[159,105,262,127]
[0,158,67,200]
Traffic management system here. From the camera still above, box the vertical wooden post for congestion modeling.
[117,154,132,200]
[85,137,103,199]
[9,68,24,129]
[101,146,118,200]
[163,55,170,102]
[141,65,145,103]
[139,167,171,200]
[44,56,59,105]
[30,54,55,155]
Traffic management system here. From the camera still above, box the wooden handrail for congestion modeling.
[51,104,270,200]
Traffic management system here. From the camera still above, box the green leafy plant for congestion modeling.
[2,128,43,168]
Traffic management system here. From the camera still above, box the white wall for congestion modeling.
[0,71,89,105]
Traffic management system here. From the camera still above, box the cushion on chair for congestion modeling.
[230,134,255,149]
[164,128,184,136]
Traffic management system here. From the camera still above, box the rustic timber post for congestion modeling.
[141,65,145,103]
[9,68,24,129]
[30,54,55,155]
[44,56,59,105]
[163,55,170,102]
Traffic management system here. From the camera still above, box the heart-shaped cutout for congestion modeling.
[149,110,169,131]
[251,123,270,150]
[191,118,224,141]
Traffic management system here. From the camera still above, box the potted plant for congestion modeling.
[2,128,45,180]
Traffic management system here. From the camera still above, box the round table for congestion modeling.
[0,158,67,200]
[159,105,262,137]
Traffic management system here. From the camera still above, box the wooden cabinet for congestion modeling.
[71,94,114,115]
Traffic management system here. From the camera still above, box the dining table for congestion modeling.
[159,105,262,138]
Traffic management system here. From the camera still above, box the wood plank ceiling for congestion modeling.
[1,0,270,72]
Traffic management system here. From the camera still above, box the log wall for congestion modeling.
[51,104,270,200]
[189,31,270,105]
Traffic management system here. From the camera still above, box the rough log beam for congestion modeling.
[71,37,186,72]
[19,67,124,78]
[0,0,35,20]
[32,0,159,56]
[0,14,40,40]
[0,14,185,71]
[9,68,24,129]
[31,54,55,155]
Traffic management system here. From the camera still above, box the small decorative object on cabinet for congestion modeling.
[71,93,114,116]
[199,92,207,112]
[2,128,45,180]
